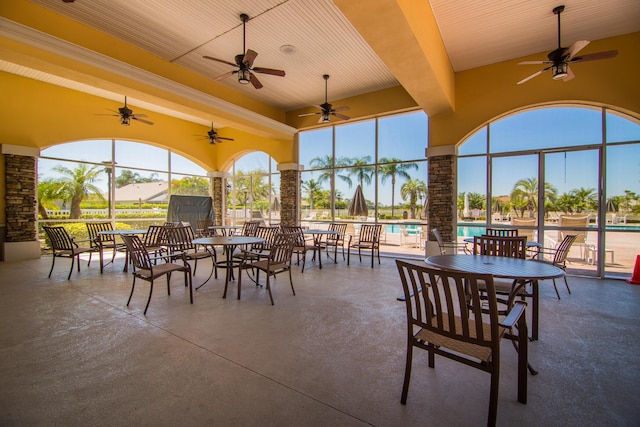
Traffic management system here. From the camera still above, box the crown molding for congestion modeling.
[0,18,296,136]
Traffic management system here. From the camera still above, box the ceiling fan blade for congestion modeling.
[217,137,234,141]
[517,67,550,85]
[518,60,552,65]
[333,106,349,112]
[570,50,618,63]
[253,67,286,77]
[249,73,263,89]
[132,113,147,118]
[298,112,320,117]
[214,70,236,81]
[566,40,590,59]
[132,116,154,125]
[243,49,258,67]
[203,55,237,68]
[334,113,350,120]
[563,65,575,82]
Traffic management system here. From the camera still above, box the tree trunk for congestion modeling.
[70,196,82,219]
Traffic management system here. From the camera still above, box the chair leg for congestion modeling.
[400,343,413,404]
[563,276,571,294]
[143,280,154,315]
[552,278,561,300]
[48,254,56,278]
[488,364,500,427]
[288,268,295,296]
[266,274,274,305]
[347,247,351,265]
[68,255,76,280]
[186,269,193,304]
[127,277,137,307]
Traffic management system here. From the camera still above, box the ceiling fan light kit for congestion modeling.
[96,96,153,126]
[203,13,285,89]
[517,5,618,85]
[298,74,350,124]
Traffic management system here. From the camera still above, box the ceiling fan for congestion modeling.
[203,13,285,89]
[298,75,350,123]
[97,96,153,125]
[197,123,234,145]
[517,5,618,85]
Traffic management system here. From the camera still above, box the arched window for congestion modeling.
[226,151,280,225]
[457,106,640,279]
[38,140,208,228]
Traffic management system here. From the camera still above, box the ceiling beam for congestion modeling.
[334,0,455,116]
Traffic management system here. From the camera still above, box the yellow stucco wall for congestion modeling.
[430,32,640,148]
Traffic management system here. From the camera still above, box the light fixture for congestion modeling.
[238,69,251,84]
[321,112,331,123]
[120,116,130,126]
[552,62,568,80]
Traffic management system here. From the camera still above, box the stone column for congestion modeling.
[426,145,457,254]
[208,171,227,226]
[1,145,41,261]
[277,163,302,227]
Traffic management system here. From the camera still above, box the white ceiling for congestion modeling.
[9,0,640,119]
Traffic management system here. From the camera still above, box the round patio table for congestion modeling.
[425,254,564,340]
[192,236,264,298]
[303,229,339,269]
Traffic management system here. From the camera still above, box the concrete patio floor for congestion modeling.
[0,251,638,426]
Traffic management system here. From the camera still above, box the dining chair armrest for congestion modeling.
[500,300,527,329]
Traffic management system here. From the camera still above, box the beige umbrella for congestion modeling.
[271,196,280,212]
[348,185,368,217]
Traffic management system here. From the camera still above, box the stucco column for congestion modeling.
[426,145,457,255]
[277,163,302,227]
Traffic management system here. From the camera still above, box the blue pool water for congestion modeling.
[385,224,421,233]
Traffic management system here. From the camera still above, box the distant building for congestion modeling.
[114,182,169,204]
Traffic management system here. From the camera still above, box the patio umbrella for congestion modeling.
[271,196,280,212]
[348,185,368,217]
[421,195,428,219]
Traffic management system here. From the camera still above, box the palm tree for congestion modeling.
[37,177,63,220]
[379,158,418,218]
[309,155,351,187]
[400,179,427,219]
[52,163,104,219]
[570,187,597,213]
[347,156,374,189]
[510,177,557,218]
[301,179,323,210]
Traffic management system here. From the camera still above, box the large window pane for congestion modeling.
[458,156,487,226]
[606,111,640,143]
[299,128,332,170]
[41,140,112,163]
[490,107,602,153]
[115,140,168,169]
[492,154,538,240]
[458,128,487,156]
[378,111,427,161]
[335,119,375,162]
[171,152,207,175]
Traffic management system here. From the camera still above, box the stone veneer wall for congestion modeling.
[428,155,455,241]
[5,154,37,242]
[279,169,298,227]
[212,176,223,226]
